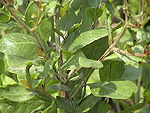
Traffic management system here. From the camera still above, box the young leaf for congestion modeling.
[88,80,137,99]
[0,33,39,60]
[68,28,108,52]
[0,85,37,102]
[79,57,103,69]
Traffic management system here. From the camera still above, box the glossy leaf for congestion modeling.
[6,55,43,75]
[0,85,37,102]
[88,80,137,99]
[56,96,74,112]
[0,33,39,60]
[68,28,108,52]
[74,94,100,113]
[0,73,16,86]
[86,8,103,22]
[79,57,103,69]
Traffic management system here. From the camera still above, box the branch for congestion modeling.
[98,23,128,61]
[112,47,145,58]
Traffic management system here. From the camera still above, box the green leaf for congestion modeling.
[105,0,123,22]
[74,94,100,113]
[0,96,51,113]
[25,1,40,27]
[79,57,103,69]
[0,33,39,60]
[82,37,109,60]
[86,101,111,113]
[43,100,57,113]
[56,96,74,112]
[0,58,5,75]
[144,85,150,103]
[99,61,125,81]
[0,73,16,86]
[120,102,145,113]
[36,18,52,43]
[45,1,57,17]
[58,9,78,31]
[0,7,10,23]
[96,101,111,113]
[68,28,108,53]
[61,51,85,70]
[87,0,102,7]
[0,85,37,102]
[121,65,142,81]
[114,51,145,68]
[88,80,137,99]
[86,8,103,22]
[16,0,23,6]
[46,84,70,91]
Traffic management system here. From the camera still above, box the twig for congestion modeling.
[98,24,128,61]
[112,47,145,58]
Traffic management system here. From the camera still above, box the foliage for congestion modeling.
[0,0,150,113]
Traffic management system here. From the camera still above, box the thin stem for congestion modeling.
[98,24,128,61]
[70,69,94,99]
[112,47,145,58]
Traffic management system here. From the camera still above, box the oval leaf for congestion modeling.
[79,57,103,69]
[68,28,108,52]
[88,80,137,99]
[0,33,39,60]
[0,85,37,102]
